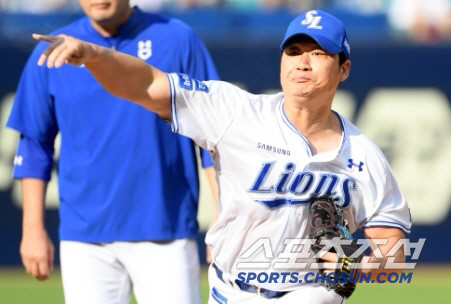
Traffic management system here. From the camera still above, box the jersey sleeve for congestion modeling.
[357,151,412,234]
[6,42,59,143]
[13,135,54,181]
[167,73,247,150]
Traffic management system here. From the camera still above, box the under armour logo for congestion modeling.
[347,159,364,171]
[301,10,323,30]
[138,40,152,60]
[14,155,23,166]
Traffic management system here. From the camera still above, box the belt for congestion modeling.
[212,263,288,299]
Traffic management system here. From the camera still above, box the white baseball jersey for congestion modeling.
[167,73,411,292]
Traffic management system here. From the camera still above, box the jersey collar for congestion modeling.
[278,97,348,161]
[278,98,314,157]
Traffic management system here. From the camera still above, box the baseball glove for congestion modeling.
[309,197,364,298]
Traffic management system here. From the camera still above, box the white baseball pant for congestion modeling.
[60,239,201,304]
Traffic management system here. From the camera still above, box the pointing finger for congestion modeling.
[32,34,58,43]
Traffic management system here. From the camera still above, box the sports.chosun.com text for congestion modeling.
[237,272,413,284]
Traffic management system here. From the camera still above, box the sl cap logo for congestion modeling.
[301,10,323,30]
[138,40,152,60]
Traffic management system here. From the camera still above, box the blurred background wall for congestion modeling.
[1,0,451,265]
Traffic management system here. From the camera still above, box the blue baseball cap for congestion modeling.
[280,10,351,59]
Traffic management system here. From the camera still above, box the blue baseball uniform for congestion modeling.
[7,7,218,304]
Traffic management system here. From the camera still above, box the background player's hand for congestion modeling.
[32,34,97,68]
[20,228,54,281]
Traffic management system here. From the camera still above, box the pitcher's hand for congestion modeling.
[33,34,98,68]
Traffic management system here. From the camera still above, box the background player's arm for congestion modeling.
[33,34,171,120]
[20,179,54,281]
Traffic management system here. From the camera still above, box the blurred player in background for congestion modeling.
[7,0,219,303]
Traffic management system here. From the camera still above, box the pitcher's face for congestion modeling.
[280,36,350,101]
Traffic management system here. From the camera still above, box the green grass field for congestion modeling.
[1,266,450,303]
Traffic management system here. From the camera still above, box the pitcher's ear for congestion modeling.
[340,60,351,82]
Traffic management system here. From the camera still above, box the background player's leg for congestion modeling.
[60,241,132,304]
[115,239,201,304]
